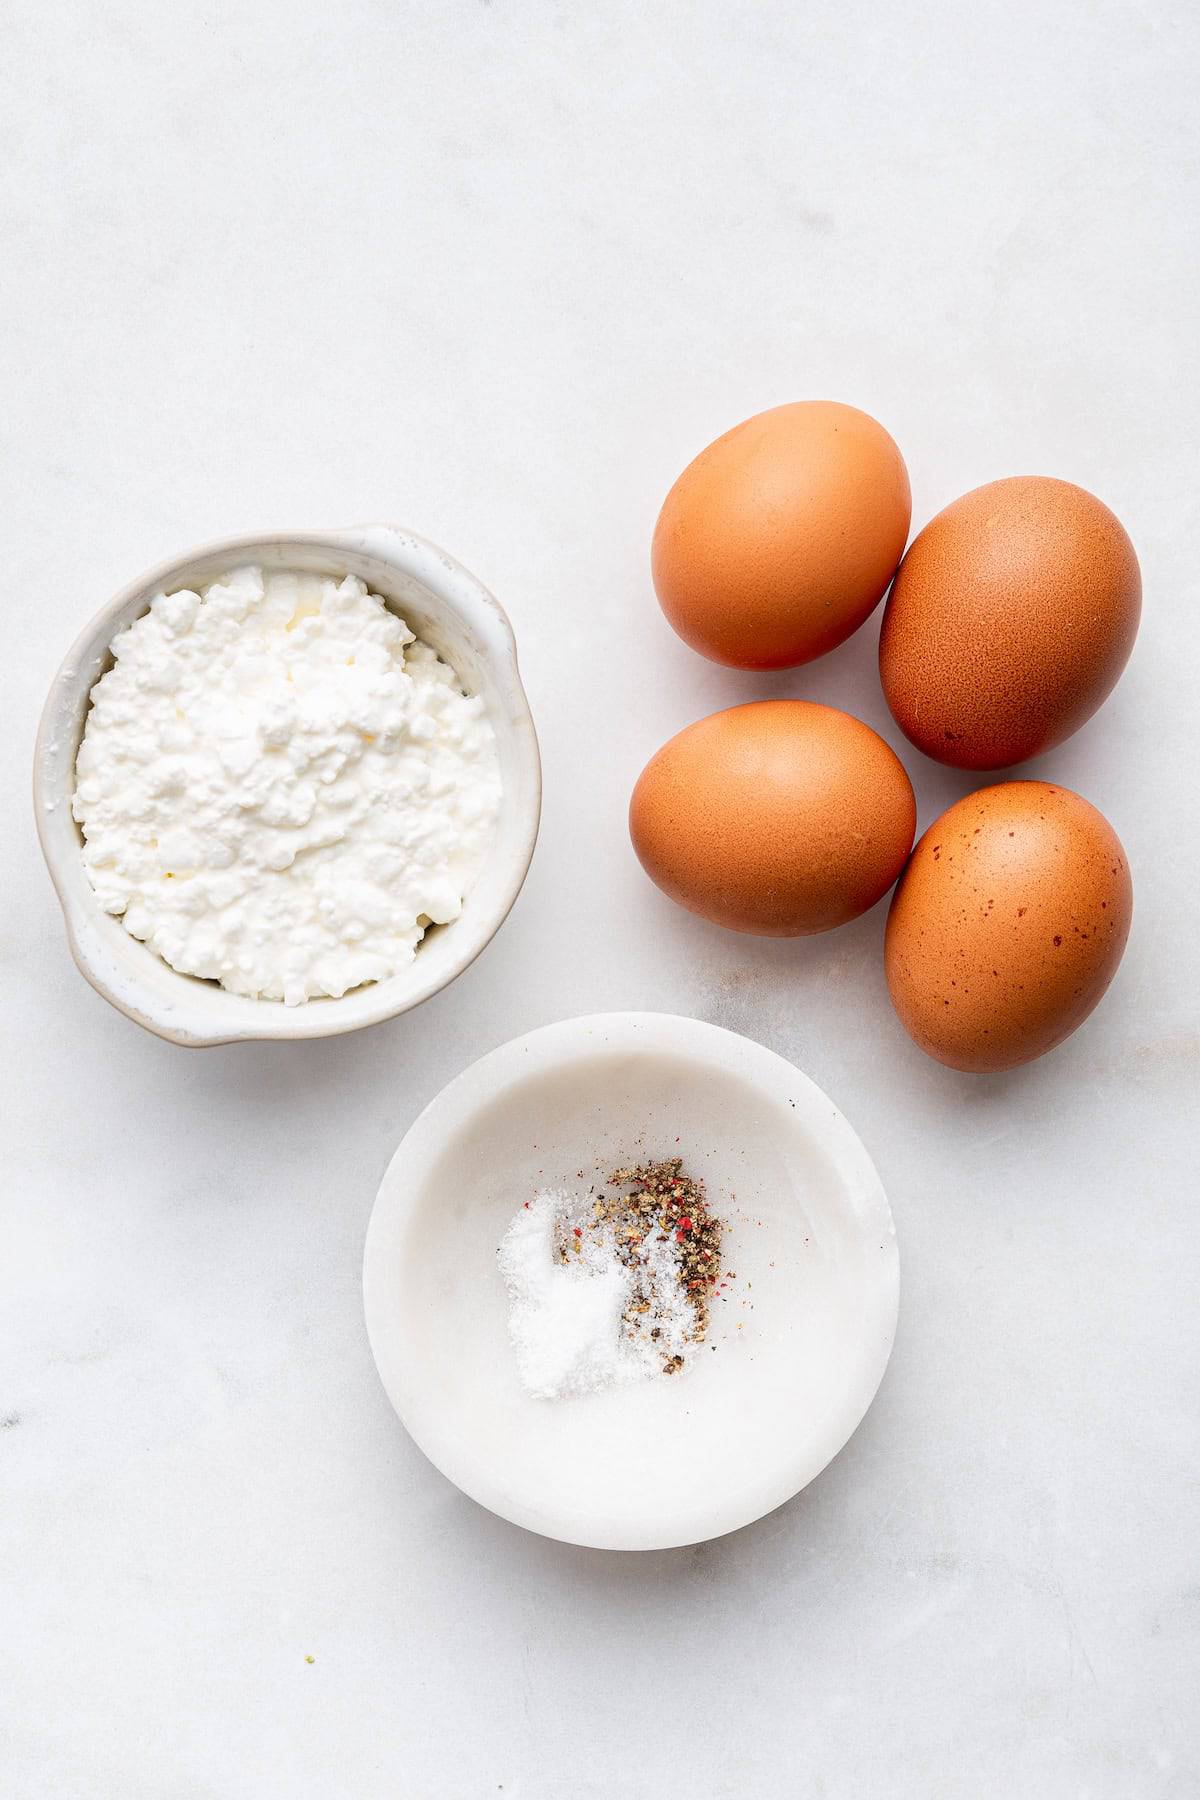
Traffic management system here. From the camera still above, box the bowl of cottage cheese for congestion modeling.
[34,527,541,1045]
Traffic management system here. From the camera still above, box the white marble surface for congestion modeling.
[3,3,1198,1795]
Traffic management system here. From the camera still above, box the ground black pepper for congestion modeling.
[606,1157,726,1356]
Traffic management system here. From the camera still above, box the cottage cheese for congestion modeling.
[72,565,502,1004]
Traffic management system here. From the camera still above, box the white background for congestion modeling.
[3,3,1198,1796]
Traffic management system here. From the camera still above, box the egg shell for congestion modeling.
[879,476,1140,769]
[652,401,911,670]
[884,782,1132,1072]
[629,700,916,936]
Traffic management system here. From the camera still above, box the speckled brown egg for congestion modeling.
[652,401,911,669]
[885,782,1132,1072]
[879,476,1140,769]
[629,700,916,935]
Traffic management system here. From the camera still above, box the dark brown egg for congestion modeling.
[879,477,1140,769]
[629,700,916,935]
[884,782,1132,1071]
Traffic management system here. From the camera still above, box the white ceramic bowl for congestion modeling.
[34,526,541,1046]
[363,1013,899,1550]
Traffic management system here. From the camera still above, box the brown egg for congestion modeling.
[879,476,1140,769]
[885,783,1132,1072]
[629,700,916,935]
[652,401,911,670]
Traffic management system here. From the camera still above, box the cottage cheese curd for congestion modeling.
[73,565,502,1004]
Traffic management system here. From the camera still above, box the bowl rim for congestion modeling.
[362,1010,901,1550]
[33,524,542,1046]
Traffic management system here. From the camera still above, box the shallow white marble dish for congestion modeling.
[363,1012,899,1550]
[33,526,541,1046]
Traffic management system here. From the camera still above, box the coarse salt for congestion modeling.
[497,1188,694,1400]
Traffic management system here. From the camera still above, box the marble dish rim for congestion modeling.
[362,1010,901,1551]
